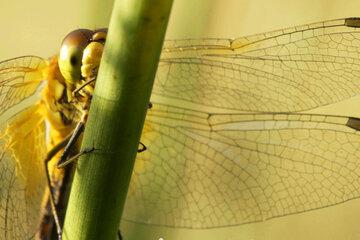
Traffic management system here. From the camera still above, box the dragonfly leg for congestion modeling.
[57,145,99,168]
[134,102,152,153]
[43,131,74,240]
[72,77,96,96]
[117,230,123,240]
[55,120,85,168]
[138,142,147,153]
[59,139,145,166]
[43,113,87,239]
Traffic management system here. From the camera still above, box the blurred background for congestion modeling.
[2,0,360,239]
[1,0,360,59]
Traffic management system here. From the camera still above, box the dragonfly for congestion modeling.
[2,17,360,239]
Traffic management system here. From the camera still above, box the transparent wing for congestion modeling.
[0,56,47,239]
[0,56,47,125]
[124,106,360,228]
[121,18,360,233]
[155,18,360,112]
[0,104,46,239]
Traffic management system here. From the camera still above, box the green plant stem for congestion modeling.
[62,0,173,239]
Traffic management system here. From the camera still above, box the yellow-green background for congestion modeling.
[2,0,360,239]
[2,0,360,59]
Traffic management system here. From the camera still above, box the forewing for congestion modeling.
[155,18,360,112]
[123,105,360,228]
[0,56,47,125]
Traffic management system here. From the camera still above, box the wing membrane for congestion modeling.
[0,56,47,124]
[122,18,360,231]
[0,56,47,239]
[155,18,360,112]
[0,104,46,239]
[124,105,360,228]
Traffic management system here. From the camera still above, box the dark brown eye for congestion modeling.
[58,29,94,84]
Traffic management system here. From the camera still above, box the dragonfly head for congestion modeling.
[58,28,107,86]
[59,29,93,85]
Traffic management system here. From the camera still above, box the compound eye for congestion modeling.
[59,29,94,84]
